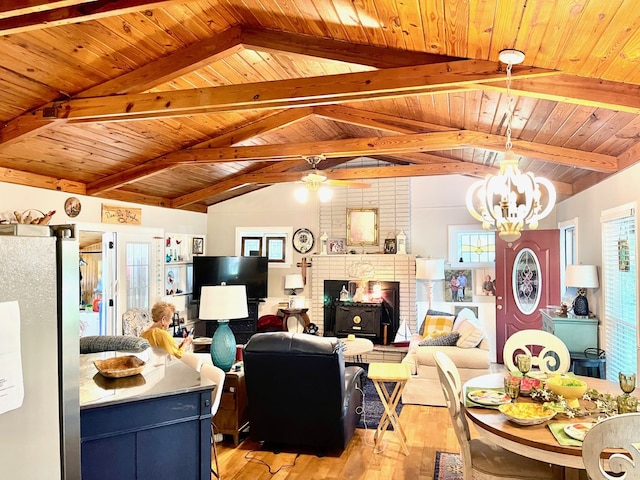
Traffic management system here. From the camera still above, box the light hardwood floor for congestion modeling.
[215,405,460,480]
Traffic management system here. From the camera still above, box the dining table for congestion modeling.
[463,372,623,480]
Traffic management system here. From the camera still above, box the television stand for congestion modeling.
[202,300,259,345]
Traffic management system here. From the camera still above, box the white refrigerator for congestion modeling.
[0,224,81,479]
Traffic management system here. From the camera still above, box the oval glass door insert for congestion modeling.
[512,248,542,314]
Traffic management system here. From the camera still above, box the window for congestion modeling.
[559,218,578,296]
[448,225,496,265]
[125,242,150,310]
[236,227,293,266]
[601,204,637,381]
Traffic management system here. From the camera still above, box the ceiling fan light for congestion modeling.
[318,185,333,203]
[294,186,309,203]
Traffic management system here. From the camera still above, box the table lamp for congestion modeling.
[199,284,248,371]
[565,264,599,317]
[416,258,445,312]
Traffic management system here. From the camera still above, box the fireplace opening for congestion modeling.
[323,280,400,345]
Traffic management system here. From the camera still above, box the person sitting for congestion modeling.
[140,301,192,358]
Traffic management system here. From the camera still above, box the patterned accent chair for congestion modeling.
[122,308,152,337]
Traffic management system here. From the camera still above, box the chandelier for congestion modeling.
[465,49,556,244]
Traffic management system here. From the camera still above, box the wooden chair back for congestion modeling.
[433,351,473,480]
[503,329,571,373]
[582,412,640,480]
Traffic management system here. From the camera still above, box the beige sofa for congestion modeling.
[401,309,491,406]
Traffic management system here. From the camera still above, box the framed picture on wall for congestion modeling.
[475,267,496,296]
[347,208,378,245]
[192,237,204,255]
[444,269,473,302]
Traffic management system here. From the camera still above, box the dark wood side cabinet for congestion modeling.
[213,368,248,445]
[81,389,213,480]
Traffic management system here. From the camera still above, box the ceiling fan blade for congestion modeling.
[326,179,371,188]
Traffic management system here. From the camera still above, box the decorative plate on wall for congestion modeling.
[64,197,81,217]
[292,228,314,254]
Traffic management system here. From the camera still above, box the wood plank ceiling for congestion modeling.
[1,0,640,212]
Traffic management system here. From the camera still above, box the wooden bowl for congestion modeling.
[93,355,146,378]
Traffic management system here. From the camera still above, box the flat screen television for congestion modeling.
[193,256,268,301]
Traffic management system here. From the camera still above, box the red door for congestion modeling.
[495,230,560,364]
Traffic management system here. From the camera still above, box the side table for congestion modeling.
[367,362,410,455]
[342,337,374,363]
[279,308,310,331]
[213,367,248,445]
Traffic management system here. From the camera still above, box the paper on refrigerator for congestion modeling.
[0,301,24,414]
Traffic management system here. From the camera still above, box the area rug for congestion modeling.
[401,377,447,407]
[433,451,463,480]
[356,374,403,430]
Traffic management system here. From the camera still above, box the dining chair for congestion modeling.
[503,329,571,374]
[582,412,640,480]
[433,351,554,480]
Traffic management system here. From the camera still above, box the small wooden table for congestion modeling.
[279,308,310,331]
[367,362,411,455]
[341,337,374,363]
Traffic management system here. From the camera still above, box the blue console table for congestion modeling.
[80,353,214,480]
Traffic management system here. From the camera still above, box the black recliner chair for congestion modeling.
[243,332,365,452]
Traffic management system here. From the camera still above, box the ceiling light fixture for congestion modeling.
[294,156,333,203]
[465,49,556,244]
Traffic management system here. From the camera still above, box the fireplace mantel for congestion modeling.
[310,254,416,338]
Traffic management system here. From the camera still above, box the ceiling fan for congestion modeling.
[299,155,371,190]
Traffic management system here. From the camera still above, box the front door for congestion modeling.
[495,230,560,364]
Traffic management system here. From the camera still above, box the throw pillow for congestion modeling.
[453,309,485,348]
[418,332,460,347]
[418,309,455,336]
[421,313,455,338]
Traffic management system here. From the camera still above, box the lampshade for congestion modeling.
[565,265,599,289]
[199,285,248,320]
[284,274,304,290]
[416,258,445,280]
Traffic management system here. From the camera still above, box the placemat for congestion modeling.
[548,423,583,446]
[464,386,507,409]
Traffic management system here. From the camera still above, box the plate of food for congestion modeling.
[563,423,594,442]
[467,389,512,406]
[498,403,556,425]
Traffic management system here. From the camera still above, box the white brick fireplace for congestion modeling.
[310,254,416,337]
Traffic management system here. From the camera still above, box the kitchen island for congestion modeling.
[80,351,214,480]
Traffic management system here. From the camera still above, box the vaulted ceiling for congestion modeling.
[2,0,640,212]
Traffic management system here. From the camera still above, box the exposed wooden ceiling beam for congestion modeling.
[240,26,460,69]
[482,74,640,115]
[154,130,617,173]
[0,0,196,35]
[0,166,85,194]
[0,26,244,146]
[49,61,558,121]
[87,108,314,195]
[0,1,98,19]
[79,26,243,98]
[235,163,573,197]
[313,105,455,134]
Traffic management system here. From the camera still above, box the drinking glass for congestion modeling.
[516,354,532,376]
[618,372,638,414]
[504,375,521,401]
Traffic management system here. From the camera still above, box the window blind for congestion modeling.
[601,206,637,381]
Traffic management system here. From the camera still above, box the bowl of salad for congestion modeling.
[545,376,588,408]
